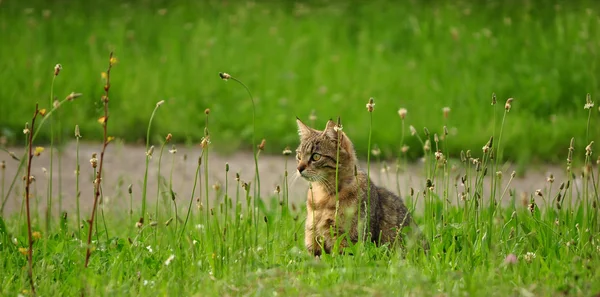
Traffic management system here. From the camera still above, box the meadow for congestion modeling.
[0,50,599,296]
[1,1,600,296]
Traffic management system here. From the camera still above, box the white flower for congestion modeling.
[146,245,153,253]
[164,254,175,266]
[523,252,536,263]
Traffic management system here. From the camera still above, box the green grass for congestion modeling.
[1,0,600,165]
[1,51,600,296]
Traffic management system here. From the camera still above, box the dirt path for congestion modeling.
[1,141,572,218]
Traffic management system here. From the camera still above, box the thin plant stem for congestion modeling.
[366,111,373,236]
[47,73,57,233]
[180,154,202,241]
[24,104,40,295]
[84,52,115,268]
[75,125,82,238]
[141,100,165,229]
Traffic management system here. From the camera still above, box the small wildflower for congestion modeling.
[547,173,554,183]
[169,145,177,154]
[66,92,82,101]
[442,107,451,118]
[34,146,44,156]
[53,99,60,109]
[146,245,153,253]
[23,123,30,135]
[19,247,28,256]
[274,185,281,194]
[434,151,443,160]
[529,200,536,213]
[39,108,47,116]
[164,254,175,266]
[333,124,343,132]
[584,93,594,109]
[109,56,118,66]
[504,253,517,265]
[98,116,107,125]
[496,171,503,179]
[136,221,143,228]
[219,72,231,81]
[54,63,62,76]
[212,183,221,192]
[523,252,536,263]
[535,189,543,197]
[505,98,513,112]
[366,97,375,112]
[101,72,108,80]
[398,108,407,120]
[107,136,115,143]
[32,231,41,240]
[409,125,417,136]
[166,133,172,143]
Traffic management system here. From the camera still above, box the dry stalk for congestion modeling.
[84,52,115,268]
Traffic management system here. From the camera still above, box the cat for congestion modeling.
[295,117,424,256]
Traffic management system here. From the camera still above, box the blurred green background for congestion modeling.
[1,0,599,165]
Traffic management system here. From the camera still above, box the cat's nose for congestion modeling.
[297,163,307,173]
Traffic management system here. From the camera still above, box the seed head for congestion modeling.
[54,64,62,76]
[491,93,497,105]
[274,185,281,194]
[585,141,594,157]
[258,139,266,151]
[547,173,554,183]
[128,184,133,194]
[156,100,165,107]
[535,189,543,197]
[409,125,417,136]
[505,98,514,112]
[75,125,81,138]
[282,146,292,155]
[169,145,177,154]
[371,145,381,157]
[309,109,317,122]
[204,108,210,115]
[423,139,431,152]
[401,145,409,154]
[146,145,155,158]
[166,133,172,143]
[442,107,451,118]
[200,136,210,149]
[1,161,5,169]
[398,108,407,120]
[496,171,502,179]
[366,97,375,112]
[23,122,30,135]
[584,93,594,109]
[219,72,231,81]
[66,92,82,101]
[90,153,98,169]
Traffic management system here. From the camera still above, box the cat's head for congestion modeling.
[295,118,357,183]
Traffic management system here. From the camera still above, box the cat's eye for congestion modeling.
[311,153,321,161]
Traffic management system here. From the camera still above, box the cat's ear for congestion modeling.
[296,117,316,139]
[323,119,355,154]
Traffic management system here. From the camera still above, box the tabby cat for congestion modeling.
[295,117,423,256]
